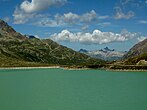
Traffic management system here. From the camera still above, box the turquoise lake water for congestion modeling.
[0,69,147,110]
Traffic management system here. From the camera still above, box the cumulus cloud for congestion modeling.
[51,29,139,45]
[114,7,135,19]
[34,18,59,27]
[13,0,108,28]
[20,0,67,13]
[34,10,109,28]
[13,0,67,24]
[80,10,97,23]
[54,10,98,25]
[13,8,97,26]
[13,7,35,24]
[55,12,79,25]
[13,7,49,24]
[113,0,138,20]
[13,2,109,28]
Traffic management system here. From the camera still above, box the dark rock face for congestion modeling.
[28,35,36,39]
[104,47,115,52]
[79,49,88,53]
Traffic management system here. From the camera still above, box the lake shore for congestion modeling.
[0,66,90,71]
[0,66,61,70]
[107,69,147,72]
[0,65,147,72]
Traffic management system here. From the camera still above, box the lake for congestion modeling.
[0,68,147,110]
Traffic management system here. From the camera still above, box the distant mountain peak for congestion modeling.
[25,35,37,39]
[79,47,126,61]
[79,49,88,53]
[104,47,115,51]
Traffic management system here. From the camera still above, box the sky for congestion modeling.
[0,0,147,51]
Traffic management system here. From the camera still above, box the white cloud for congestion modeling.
[13,7,48,24]
[54,10,98,25]
[80,10,97,23]
[51,29,139,45]
[35,10,109,28]
[139,20,147,24]
[55,12,79,25]
[114,0,138,20]
[13,3,110,28]
[13,1,109,28]
[13,0,67,24]
[13,7,35,24]
[137,36,146,42]
[13,8,97,26]
[34,18,59,27]
[20,0,67,13]
[114,7,135,19]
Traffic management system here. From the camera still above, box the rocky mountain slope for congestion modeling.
[79,47,127,61]
[122,38,147,65]
[0,20,104,67]
[108,39,147,69]
[124,38,147,59]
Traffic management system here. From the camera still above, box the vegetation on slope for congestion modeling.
[124,52,147,65]
[0,19,104,67]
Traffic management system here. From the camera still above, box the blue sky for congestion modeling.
[0,0,147,51]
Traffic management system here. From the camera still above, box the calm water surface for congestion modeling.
[0,69,147,110]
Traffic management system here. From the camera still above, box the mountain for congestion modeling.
[0,20,104,67]
[0,20,27,40]
[122,38,147,65]
[124,38,147,59]
[108,39,147,70]
[104,47,115,52]
[27,35,36,39]
[79,47,127,61]
[79,49,88,53]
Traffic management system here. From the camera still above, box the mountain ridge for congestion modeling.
[124,38,147,59]
[79,47,127,61]
[0,19,104,67]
